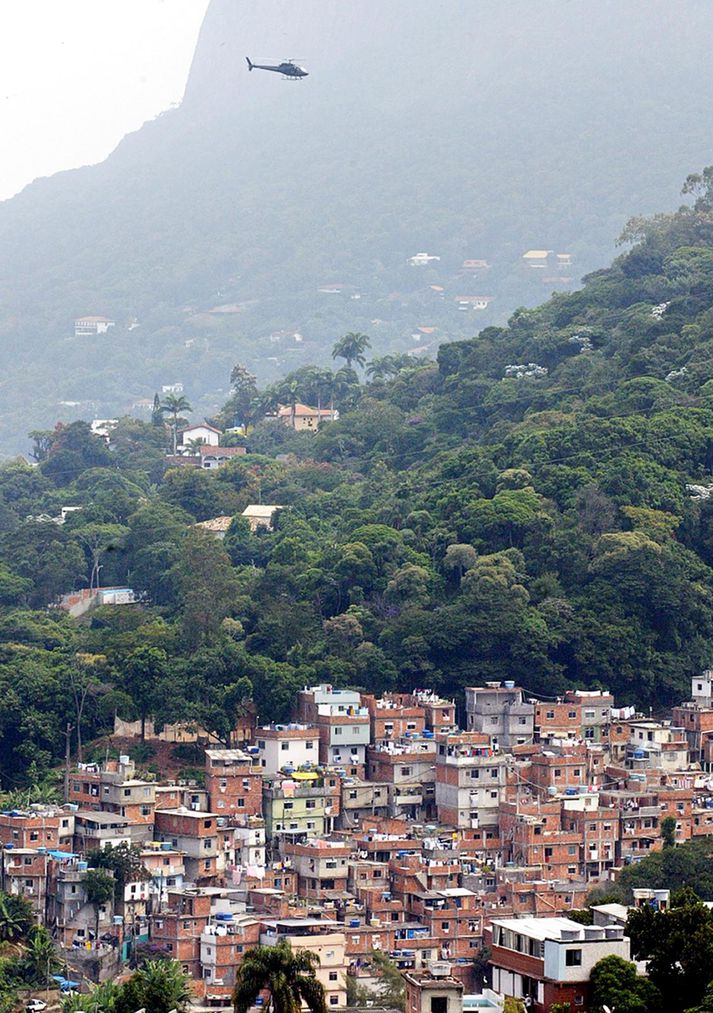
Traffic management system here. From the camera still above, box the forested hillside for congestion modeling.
[2,1,713,450]
[3,173,713,792]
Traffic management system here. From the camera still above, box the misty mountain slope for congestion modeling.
[1,0,713,452]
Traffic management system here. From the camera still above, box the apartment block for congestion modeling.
[362,693,426,743]
[263,774,334,841]
[259,918,348,1008]
[488,917,630,1013]
[367,738,437,819]
[154,808,219,883]
[254,724,319,773]
[435,733,507,828]
[205,749,262,816]
[465,684,534,748]
[283,838,351,898]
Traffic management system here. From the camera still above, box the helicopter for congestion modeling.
[246,57,309,79]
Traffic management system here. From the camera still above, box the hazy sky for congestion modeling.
[0,1,209,201]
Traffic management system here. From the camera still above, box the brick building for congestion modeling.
[205,749,262,817]
[362,694,426,743]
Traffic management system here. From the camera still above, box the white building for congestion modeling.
[409,252,441,267]
[232,821,266,870]
[626,719,689,770]
[254,724,319,774]
[91,419,118,440]
[435,734,507,829]
[179,423,221,448]
[74,315,115,337]
[693,672,713,707]
[489,916,630,1012]
[296,685,370,766]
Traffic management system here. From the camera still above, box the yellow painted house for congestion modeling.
[277,403,338,431]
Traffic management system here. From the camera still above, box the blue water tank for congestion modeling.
[349,918,361,927]
[215,912,234,922]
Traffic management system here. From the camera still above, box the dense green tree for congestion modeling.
[227,363,259,431]
[84,868,115,947]
[627,889,713,1011]
[617,839,713,900]
[171,529,241,648]
[118,959,192,1013]
[687,981,713,1013]
[62,960,191,1012]
[589,954,662,1013]
[87,843,150,904]
[119,646,169,740]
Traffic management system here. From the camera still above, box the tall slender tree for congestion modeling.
[84,869,114,950]
[160,394,193,455]
[229,363,259,432]
[332,332,371,370]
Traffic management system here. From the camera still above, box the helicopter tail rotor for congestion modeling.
[246,57,254,71]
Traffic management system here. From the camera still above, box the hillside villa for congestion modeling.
[276,403,338,431]
[74,315,115,337]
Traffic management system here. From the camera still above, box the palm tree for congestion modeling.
[233,940,327,1013]
[184,436,207,456]
[132,959,193,1012]
[160,394,193,454]
[0,893,33,943]
[366,353,414,381]
[19,925,61,985]
[332,331,371,371]
[251,387,280,425]
[276,378,301,430]
[61,981,121,1012]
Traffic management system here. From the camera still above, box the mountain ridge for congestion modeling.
[1,1,713,451]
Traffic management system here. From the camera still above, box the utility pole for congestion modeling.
[64,722,75,803]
